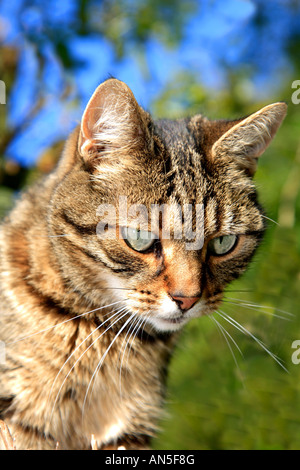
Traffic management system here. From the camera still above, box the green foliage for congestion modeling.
[98,0,196,55]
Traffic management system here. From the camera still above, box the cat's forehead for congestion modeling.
[107,116,249,208]
[151,117,213,204]
[154,118,196,148]
[153,115,230,162]
[153,117,204,168]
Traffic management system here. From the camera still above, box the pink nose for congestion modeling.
[171,295,200,311]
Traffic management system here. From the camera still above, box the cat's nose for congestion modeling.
[171,295,200,311]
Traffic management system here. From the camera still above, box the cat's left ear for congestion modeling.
[212,102,287,176]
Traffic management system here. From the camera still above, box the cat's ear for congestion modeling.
[212,102,287,176]
[78,78,150,167]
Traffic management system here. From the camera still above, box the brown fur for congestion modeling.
[0,79,286,449]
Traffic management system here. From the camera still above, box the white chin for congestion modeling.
[147,316,189,333]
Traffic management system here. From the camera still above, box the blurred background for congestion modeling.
[0,0,300,450]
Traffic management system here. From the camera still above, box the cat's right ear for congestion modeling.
[212,102,287,176]
[78,79,150,168]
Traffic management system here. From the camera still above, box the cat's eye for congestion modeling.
[122,227,156,252]
[208,235,237,256]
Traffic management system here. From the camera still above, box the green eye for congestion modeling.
[208,235,237,256]
[122,227,156,252]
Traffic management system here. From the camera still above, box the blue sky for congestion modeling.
[1,0,300,166]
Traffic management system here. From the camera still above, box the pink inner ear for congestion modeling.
[78,79,151,166]
[81,101,103,141]
[80,138,95,156]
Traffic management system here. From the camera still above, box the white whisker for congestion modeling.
[212,314,243,359]
[123,314,146,376]
[8,300,125,345]
[261,214,279,226]
[82,311,135,417]
[211,314,246,386]
[118,314,141,397]
[224,297,294,321]
[47,305,129,424]
[217,310,289,373]
[49,234,73,238]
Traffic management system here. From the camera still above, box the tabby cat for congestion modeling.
[0,78,286,450]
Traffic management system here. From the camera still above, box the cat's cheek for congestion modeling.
[99,273,128,303]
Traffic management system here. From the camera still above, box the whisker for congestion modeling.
[126,315,144,357]
[82,311,135,417]
[8,300,125,345]
[86,287,136,291]
[212,314,244,359]
[222,300,292,321]
[217,310,289,373]
[141,312,151,336]
[210,314,245,386]
[225,289,253,293]
[261,214,279,226]
[49,234,73,238]
[118,314,141,397]
[120,312,150,408]
[47,306,129,424]
[224,296,294,313]
[223,297,294,320]
[123,314,146,372]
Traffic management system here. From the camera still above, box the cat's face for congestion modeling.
[50,79,286,333]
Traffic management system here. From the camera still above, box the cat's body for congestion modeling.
[0,79,286,449]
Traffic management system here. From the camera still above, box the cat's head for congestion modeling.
[50,79,287,333]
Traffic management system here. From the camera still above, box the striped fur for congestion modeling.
[0,79,286,449]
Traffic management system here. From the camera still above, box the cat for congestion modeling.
[0,78,286,450]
